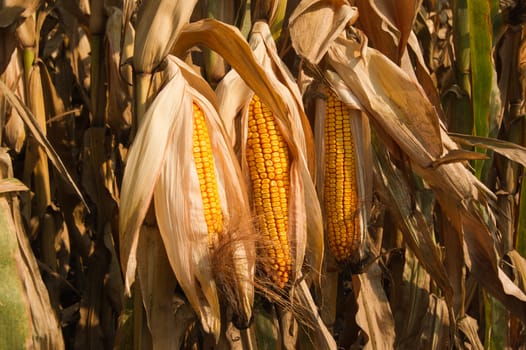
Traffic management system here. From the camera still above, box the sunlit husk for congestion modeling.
[119,55,255,339]
[288,0,358,65]
[313,78,372,264]
[290,0,526,323]
[216,21,323,286]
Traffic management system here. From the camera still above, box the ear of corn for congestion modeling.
[192,102,223,248]
[246,94,291,288]
[323,88,360,262]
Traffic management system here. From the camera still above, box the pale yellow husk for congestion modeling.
[216,20,323,287]
[119,55,255,340]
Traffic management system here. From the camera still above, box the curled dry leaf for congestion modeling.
[450,132,526,168]
[288,0,358,64]
[119,55,255,340]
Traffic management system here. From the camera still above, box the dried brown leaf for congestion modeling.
[353,262,395,349]
[0,78,87,209]
[450,132,526,168]
[324,32,443,166]
[288,0,358,64]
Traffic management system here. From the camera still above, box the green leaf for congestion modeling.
[0,198,31,349]
[468,0,496,175]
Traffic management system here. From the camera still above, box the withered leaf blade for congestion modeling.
[325,33,443,167]
[356,0,421,63]
[0,0,40,27]
[119,62,184,292]
[288,0,358,64]
[353,262,395,349]
[431,149,489,167]
[373,142,453,303]
[450,132,526,168]
[0,79,88,210]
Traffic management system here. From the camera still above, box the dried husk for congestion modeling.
[288,0,358,64]
[313,76,372,265]
[119,55,255,340]
[215,20,324,287]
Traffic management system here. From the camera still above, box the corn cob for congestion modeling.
[246,94,291,288]
[323,88,360,262]
[192,102,223,247]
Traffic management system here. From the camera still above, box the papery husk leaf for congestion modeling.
[174,19,289,125]
[133,0,198,73]
[288,0,358,64]
[119,62,184,292]
[0,79,87,208]
[450,132,526,168]
[152,85,221,339]
[251,21,316,174]
[215,21,323,286]
[314,78,372,264]
[324,31,443,167]
[353,263,395,350]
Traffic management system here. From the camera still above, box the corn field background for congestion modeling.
[2,0,526,349]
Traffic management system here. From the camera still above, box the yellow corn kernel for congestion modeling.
[323,89,360,262]
[246,95,291,288]
[192,102,223,247]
